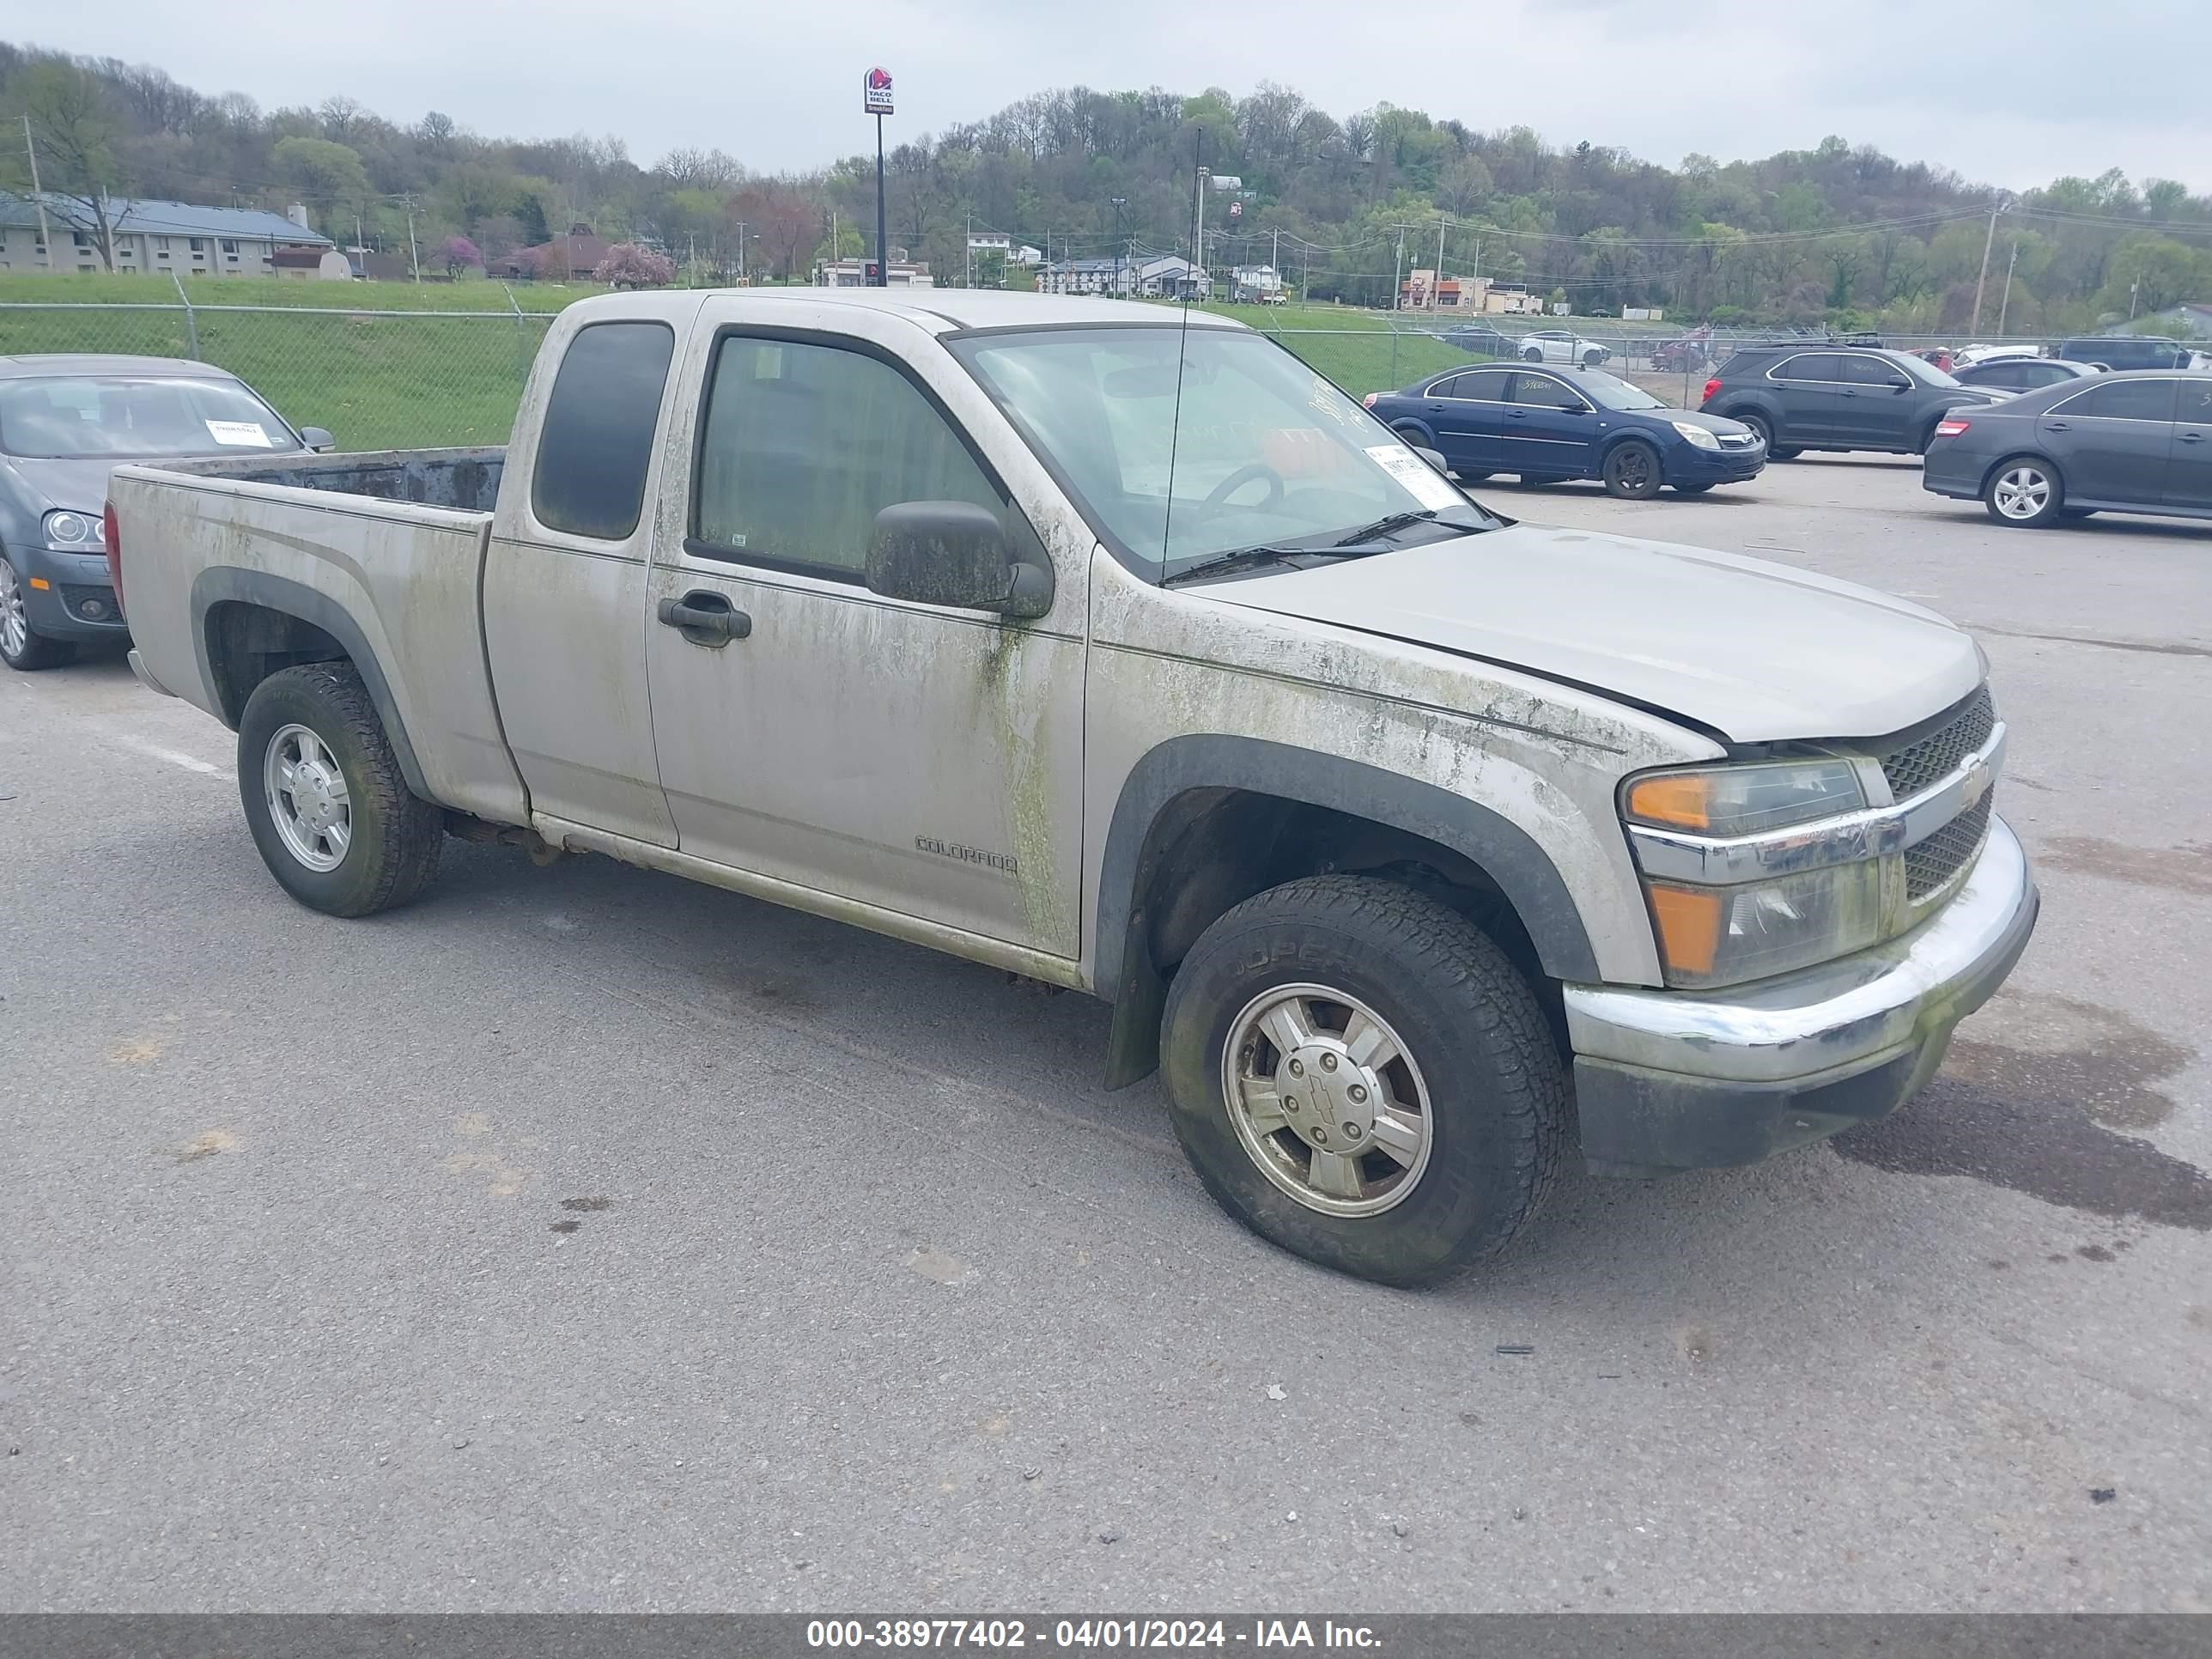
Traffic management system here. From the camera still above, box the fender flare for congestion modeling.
[1386,417,1438,449]
[190,567,432,800]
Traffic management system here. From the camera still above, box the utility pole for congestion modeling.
[1434,213,1447,312]
[1996,240,2020,335]
[965,210,972,289]
[1392,225,1406,312]
[1114,198,1127,297]
[1969,201,2001,333]
[2130,275,2142,320]
[732,222,748,285]
[404,193,422,283]
[22,114,52,263]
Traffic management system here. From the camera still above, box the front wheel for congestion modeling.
[1984,456,2064,527]
[0,555,75,672]
[237,662,444,916]
[1582,349,1607,367]
[1601,439,1663,500]
[1161,877,1567,1286]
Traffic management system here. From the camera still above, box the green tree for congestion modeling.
[4,60,124,267]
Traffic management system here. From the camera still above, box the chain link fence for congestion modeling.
[3,298,2189,453]
[0,300,554,449]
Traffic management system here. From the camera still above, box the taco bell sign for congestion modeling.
[863,67,894,115]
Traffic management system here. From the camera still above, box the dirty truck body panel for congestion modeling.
[109,288,2037,1235]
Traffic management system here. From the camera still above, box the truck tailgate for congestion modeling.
[110,465,526,825]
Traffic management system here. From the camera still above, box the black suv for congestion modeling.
[1700,343,2002,458]
[2054,336,2197,372]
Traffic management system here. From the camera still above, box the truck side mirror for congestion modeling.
[866,501,1054,619]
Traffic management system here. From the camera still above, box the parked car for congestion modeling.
[1442,324,1514,358]
[1950,356,2099,393]
[0,354,332,672]
[2055,337,2196,373]
[1365,363,1764,498]
[1650,336,1713,374]
[1923,368,2212,527]
[1517,330,1612,366]
[110,289,2035,1286]
[1700,342,2005,458]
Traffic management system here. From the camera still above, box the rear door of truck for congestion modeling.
[482,304,700,846]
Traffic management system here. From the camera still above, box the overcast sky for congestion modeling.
[33,0,2212,193]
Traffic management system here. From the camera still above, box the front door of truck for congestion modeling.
[641,322,1084,958]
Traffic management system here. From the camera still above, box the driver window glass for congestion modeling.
[694,336,1006,578]
[1510,374,1585,410]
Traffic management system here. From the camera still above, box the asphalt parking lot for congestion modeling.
[3,454,2208,1613]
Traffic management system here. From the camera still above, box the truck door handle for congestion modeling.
[658,591,751,647]
[2181,430,2205,444]
[2043,421,2070,432]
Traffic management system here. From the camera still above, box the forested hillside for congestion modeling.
[6,40,2209,331]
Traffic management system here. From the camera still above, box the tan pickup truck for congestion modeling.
[106,289,2037,1285]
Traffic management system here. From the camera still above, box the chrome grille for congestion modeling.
[1875,687,1996,800]
[1906,792,1993,902]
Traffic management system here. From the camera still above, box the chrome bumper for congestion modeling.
[1563,817,2038,1173]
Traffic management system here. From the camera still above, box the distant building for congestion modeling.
[815,258,934,289]
[498,226,613,282]
[966,231,1042,267]
[1397,270,1539,314]
[0,191,332,276]
[2130,302,2212,339]
[1037,258,1127,296]
[1231,264,1286,304]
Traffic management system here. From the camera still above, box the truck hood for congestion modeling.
[1207,522,1984,743]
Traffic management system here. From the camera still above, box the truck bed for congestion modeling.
[110,447,529,827]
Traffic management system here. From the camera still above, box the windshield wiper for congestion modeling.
[1161,544,1319,587]
[1328,507,1495,548]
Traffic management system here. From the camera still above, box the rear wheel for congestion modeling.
[1522,346,1544,362]
[0,555,75,672]
[237,662,444,916]
[1582,349,1607,367]
[1736,410,1777,451]
[1769,445,1803,460]
[1984,455,2064,527]
[1601,439,1663,500]
[1161,877,1567,1286]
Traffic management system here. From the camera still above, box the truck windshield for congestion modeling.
[0,376,301,460]
[950,326,1494,580]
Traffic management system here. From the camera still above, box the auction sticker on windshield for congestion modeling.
[1365,443,1464,512]
[204,420,273,447]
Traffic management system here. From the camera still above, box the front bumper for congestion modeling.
[1562,817,2039,1176]
[14,545,127,640]
[1665,441,1765,484]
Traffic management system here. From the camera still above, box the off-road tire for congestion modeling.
[237,662,443,917]
[1160,876,1568,1286]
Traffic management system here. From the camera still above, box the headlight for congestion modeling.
[44,509,104,548]
[1625,759,1864,837]
[1670,421,1720,451]
[1625,760,1880,988]
[1644,860,1887,988]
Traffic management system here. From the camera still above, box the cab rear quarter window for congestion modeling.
[531,321,678,540]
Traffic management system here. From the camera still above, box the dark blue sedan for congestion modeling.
[1364,363,1765,499]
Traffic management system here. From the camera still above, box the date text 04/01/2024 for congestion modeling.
[804,1619,1382,1650]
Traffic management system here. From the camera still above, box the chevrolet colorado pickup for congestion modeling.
[107,289,2038,1285]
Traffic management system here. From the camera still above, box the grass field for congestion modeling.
[0,276,1479,448]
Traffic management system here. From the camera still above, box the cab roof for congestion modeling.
[561,286,1249,336]
[0,354,240,380]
